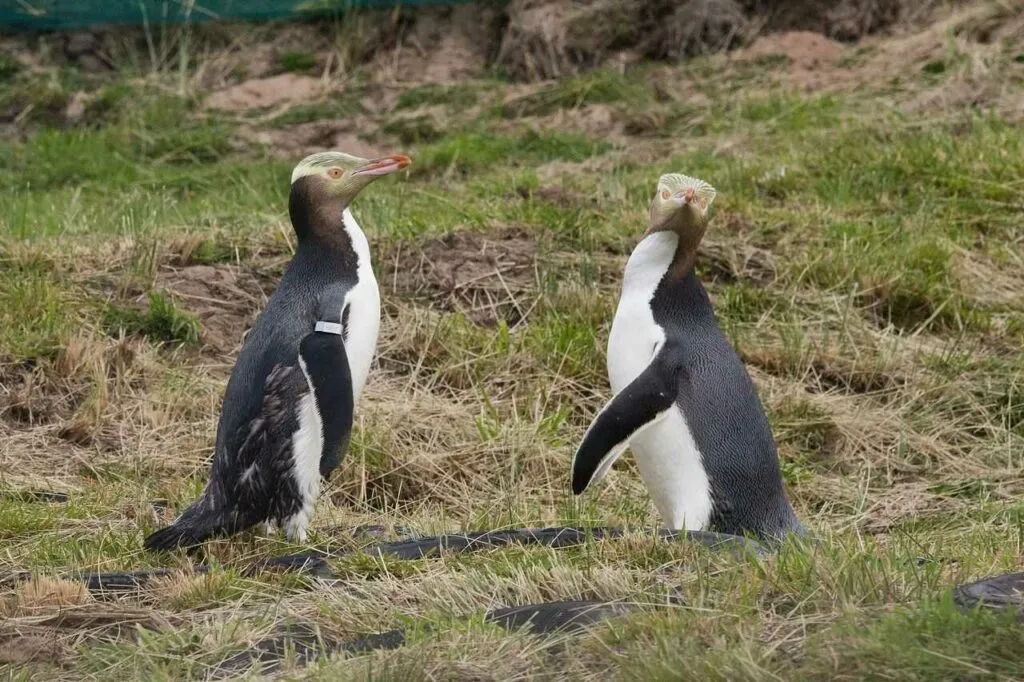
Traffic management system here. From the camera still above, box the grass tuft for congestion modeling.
[103,291,201,347]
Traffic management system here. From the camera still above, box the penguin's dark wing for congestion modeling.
[228,363,308,526]
[298,328,354,478]
[571,348,680,495]
[144,363,308,550]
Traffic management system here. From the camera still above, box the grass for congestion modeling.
[1,5,1023,679]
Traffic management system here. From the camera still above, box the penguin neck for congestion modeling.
[623,230,701,299]
[289,184,367,284]
[289,177,359,259]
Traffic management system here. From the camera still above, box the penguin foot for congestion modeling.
[283,514,309,545]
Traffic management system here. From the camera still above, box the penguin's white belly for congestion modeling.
[607,231,713,531]
[342,274,380,402]
[342,209,381,403]
[285,357,324,543]
[627,410,712,531]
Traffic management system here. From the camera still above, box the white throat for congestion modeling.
[621,231,678,301]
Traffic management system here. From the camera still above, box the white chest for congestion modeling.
[607,232,675,391]
[341,209,381,402]
[606,231,713,531]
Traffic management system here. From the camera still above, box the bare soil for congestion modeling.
[155,264,268,356]
[382,228,539,327]
[206,73,334,112]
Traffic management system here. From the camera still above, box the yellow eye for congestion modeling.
[327,167,343,179]
[661,190,670,200]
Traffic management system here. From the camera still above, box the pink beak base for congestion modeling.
[352,155,412,177]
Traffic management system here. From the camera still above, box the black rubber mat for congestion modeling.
[0,527,766,596]
[952,573,1024,618]
[485,599,634,634]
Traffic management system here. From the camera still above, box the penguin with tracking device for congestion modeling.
[144,150,411,551]
[570,173,802,542]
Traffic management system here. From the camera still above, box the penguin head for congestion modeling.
[290,151,412,206]
[647,173,716,237]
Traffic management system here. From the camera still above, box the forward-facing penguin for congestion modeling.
[144,151,410,551]
[571,173,801,542]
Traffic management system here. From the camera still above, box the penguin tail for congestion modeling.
[144,500,234,552]
[143,523,207,552]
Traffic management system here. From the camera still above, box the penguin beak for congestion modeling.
[671,187,697,207]
[352,155,412,177]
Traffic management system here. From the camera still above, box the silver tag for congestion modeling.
[314,321,343,335]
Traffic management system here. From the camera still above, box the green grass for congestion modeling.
[499,69,649,118]
[277,50,319,73]
[1,10,1023,680]
[395,83,482,111]
[103,291,202,347]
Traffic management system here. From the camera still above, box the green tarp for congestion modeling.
[1,1,460,31]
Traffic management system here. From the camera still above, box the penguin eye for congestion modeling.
[327,167,343,179]
[661,190,670,200]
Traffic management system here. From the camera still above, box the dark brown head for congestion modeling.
[645,172,717,276]
[288,151,411,247]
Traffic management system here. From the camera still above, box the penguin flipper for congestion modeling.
[298,330,354,478]
[571,358,678,495]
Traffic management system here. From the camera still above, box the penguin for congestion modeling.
[144,150,411,551]
[570,173,802,542]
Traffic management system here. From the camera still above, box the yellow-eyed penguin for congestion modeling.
[144,151,410,551]
[571,173,802,542]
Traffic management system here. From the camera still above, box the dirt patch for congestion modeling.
[496,0,574,82]
[206,74,334,112]
[155,264,267,356]
[364,5,499,85]
[0,634,70,666]
[735,31,845,70]
[250,122,396,161]
[526,103,625,142]
[382,229,539,327]
[496,0,751,81]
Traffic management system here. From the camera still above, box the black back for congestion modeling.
[212,245,357,479]
[651,271,799,539]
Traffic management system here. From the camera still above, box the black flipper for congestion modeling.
[298,328,353,478]
[571,353,679,495]
[144,365,307,552]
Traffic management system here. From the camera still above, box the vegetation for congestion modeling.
[0,2,1022,678]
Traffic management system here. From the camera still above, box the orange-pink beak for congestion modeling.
[352,155,412,177]
[672,187,697,206]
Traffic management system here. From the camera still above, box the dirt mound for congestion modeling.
[366,5,498,85]
[383,229,539,327]
[250,123,392,160]
[154,264,267,356]
[495,0,750,81]
[207,74,333,112]
[492,0,940,81]
[16,0,951,97]
[736,31,844,69]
